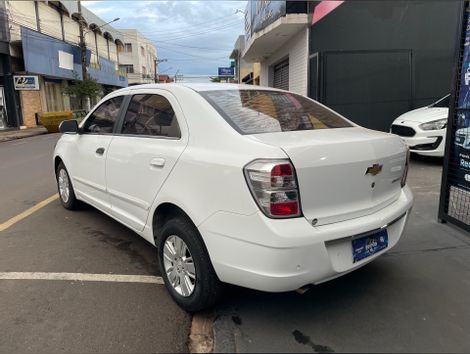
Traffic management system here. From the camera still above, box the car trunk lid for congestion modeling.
[248,127,407,226]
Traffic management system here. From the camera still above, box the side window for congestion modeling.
[83,96,124,134]
[120,94,181,138]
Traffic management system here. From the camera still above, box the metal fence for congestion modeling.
[439,1,470,232]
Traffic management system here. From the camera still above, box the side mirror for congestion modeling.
[59,120,79,134]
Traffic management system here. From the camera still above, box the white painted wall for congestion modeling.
[260,28,309,96]
[37,2,62,39]
[7,1,37,41]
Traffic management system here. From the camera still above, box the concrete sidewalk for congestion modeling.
[212,155,470,353]
[0,127,48,142]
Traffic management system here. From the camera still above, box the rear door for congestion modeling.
[70,95,124,211]
[105,90,188,231]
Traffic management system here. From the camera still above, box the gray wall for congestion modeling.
[309,0,462,131]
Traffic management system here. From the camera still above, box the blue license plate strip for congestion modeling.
[352,229,388,263]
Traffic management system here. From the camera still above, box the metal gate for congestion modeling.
[439,1,470,231]
[273,59,289,91]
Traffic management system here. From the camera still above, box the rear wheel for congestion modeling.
[56,162,79,210]
[158,216,222,312]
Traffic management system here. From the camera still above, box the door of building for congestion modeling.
[0,86,7,129]
[44,81,64,112]
[273,59,289,91]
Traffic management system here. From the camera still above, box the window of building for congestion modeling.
[119,64,134,74]
[141,46,145,56]
[142,66,146,75]
[83,96,124,134]
[124,43,132,52]
[120,94,181,138]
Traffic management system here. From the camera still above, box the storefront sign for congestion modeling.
[450,9,470,192]
[244,1,286,42]
[13,75,39,90]
[439,3,470,230]
[218,67,234,77]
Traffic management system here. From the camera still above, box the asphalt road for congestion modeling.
[0,134,190,353]
[213,155,470,353]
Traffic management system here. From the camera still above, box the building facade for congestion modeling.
[230,35,260,85]
[1,0,129,129]
[118,29,157,85]
[242,1,309,95]
[241,0,461,133]
[309,0,461,131]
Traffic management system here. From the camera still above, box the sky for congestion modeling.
[83,0,247,81]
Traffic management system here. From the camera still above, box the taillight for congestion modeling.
[244,159,301,218]
[401,147,410,188]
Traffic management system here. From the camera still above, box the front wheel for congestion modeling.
[158,216,222,312]
[56,162,79,210]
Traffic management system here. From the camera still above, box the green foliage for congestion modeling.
[210,76,221,83]
[64,76,103,104]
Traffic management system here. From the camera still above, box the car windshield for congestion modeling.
[430,95,450,108]
[200,89,352,135]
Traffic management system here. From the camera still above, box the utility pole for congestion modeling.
[154,58,168,83]
[77,0,87,80]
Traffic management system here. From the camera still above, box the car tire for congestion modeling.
[158,215,222,312]
[56,161,79,210]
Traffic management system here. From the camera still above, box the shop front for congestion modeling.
[242,1,309,96]
[308,1,461,132]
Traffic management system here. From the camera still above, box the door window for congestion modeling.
[120,94,181,138]
[83,96,124,134]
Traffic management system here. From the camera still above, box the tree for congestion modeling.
[64,76,103,110]
[210,76,221,83]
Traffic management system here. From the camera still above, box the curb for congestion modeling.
[0,130,48,143]
[189,310,215,353]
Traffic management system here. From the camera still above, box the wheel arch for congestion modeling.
[152,202,197,244]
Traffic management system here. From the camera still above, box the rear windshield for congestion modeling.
[200,90,352,135]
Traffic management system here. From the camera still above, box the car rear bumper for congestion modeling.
[198,186,413,292]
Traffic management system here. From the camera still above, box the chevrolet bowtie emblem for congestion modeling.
[365,163,383,176]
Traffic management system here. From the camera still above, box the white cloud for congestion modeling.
[83,1,247,76]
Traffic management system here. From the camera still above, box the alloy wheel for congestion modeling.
[58,169,70,203]
[163,235,196,297]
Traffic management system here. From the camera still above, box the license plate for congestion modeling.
[352,229,388,263]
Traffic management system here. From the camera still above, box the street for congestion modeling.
[0,134,190,353]
[1,134,470,353]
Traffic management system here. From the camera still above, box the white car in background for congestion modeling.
[54,84,413,311]
[390,95,449,157]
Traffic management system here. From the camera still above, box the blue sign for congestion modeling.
[460,11,470,108]
[21,27,87,80]
[218,67,234,77]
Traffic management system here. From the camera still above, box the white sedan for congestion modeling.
[54,84,413,311]
[390,95,449,157]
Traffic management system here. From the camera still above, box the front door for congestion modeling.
[106,91,188,231]
[69,96,124,211]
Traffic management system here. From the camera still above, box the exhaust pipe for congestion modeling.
[295,285,311,295]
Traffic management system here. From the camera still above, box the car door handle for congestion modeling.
[150,158,165,168]
[96,147,105,155]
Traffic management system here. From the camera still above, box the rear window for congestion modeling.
[200,89,352,135]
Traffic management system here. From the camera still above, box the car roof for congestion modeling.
[113,83,284,94]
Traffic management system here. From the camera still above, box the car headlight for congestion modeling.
[419,118,447,131]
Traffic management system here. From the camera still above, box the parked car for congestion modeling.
[54,84,414,311]
[390,95,450,157]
